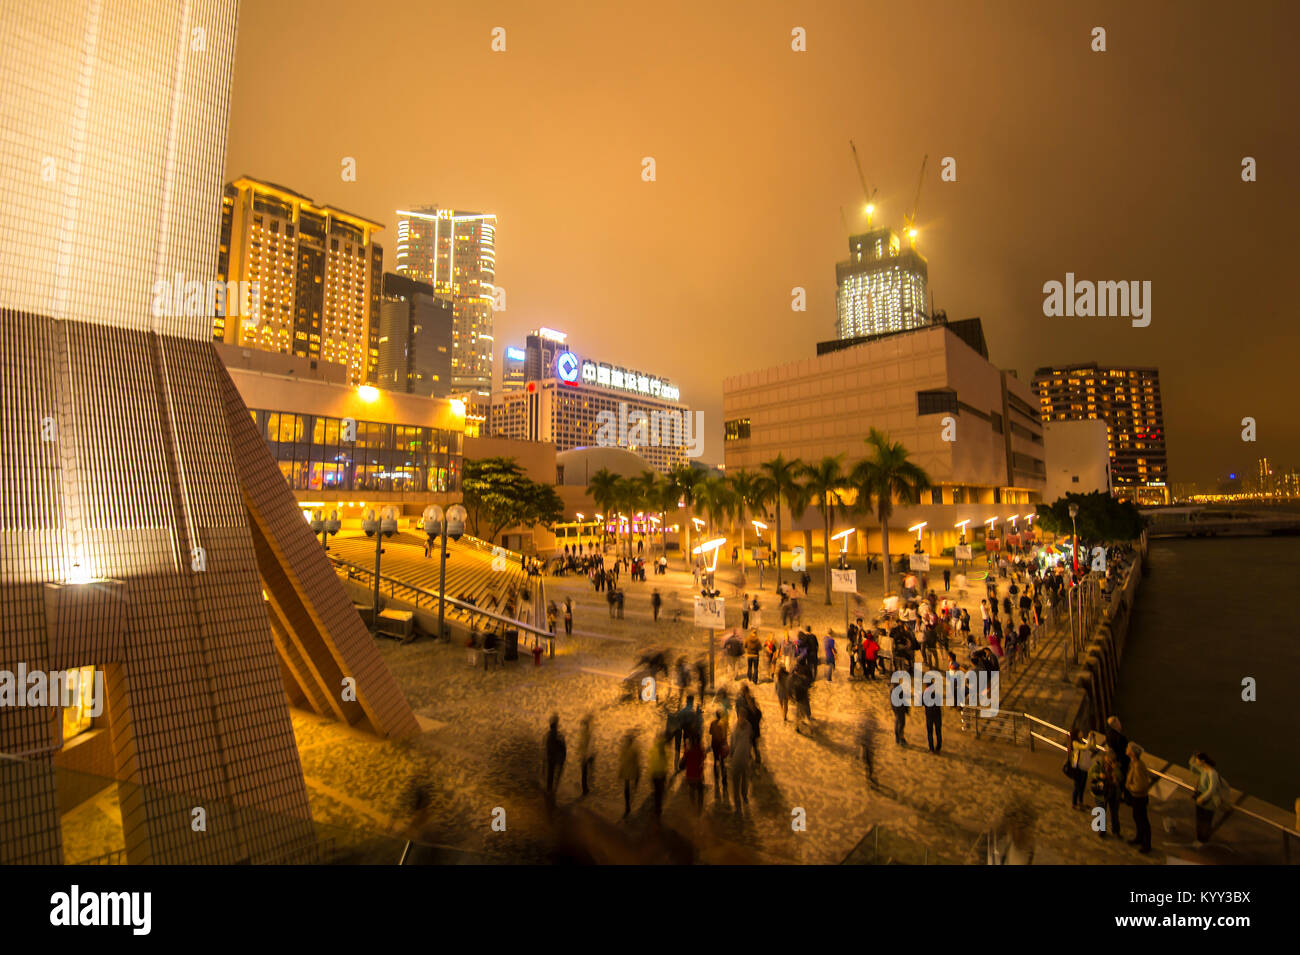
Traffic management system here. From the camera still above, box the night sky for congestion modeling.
[225,0,1298,481]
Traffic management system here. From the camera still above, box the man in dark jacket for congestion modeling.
[1106,716,1131,795]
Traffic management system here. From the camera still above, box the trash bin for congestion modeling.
[502,628,519,661]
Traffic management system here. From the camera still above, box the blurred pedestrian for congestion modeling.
[617,730,641,817]
[544,714,566,799]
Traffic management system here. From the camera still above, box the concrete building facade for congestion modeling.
[723,323,1046,556]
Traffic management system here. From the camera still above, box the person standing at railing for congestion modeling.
[1126,742,1153,853]
[1105,716,1131,797]
[1190,752,1227,846]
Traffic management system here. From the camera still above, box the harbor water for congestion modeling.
[1114,536,1299,810]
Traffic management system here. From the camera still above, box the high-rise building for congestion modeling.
[216,177,385,386]
[1031,363,1168,504]
[394,206,496,391]
[490,339,691,473]
[502,344,527,391]
[835,227,929,339]
[377,272,453,397]
[1,0,416,865]
[524,327,574,382]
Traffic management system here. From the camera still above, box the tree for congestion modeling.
[462,457,564,544]
[668,464,701,566]
[727,468,762,569]
[586,468,620,551]
[692,475,735,539]
[850,428,931,595]
[1035,492,1145,543]
[757,454,804,589]
[799,455,849,604]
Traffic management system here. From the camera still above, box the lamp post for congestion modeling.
[751,520,767,588]
[1068,502,1080,577]
[309,508,341,551]
[831,528,856,636]
[692,536,726,690]
[422,503,466,641]
[955,519,971,573]
[362,506,398,635]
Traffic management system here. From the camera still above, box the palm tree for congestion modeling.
[587,468,620,552]
[799,455,849,604]
[757,454,804,589]
[850,427,932,595]
[668,464,700,567]
[634,470,659,557]
[612,475,638,558]
[692,475,735,539]
[727,468,761,569]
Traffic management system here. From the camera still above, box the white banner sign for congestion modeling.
[831,568,857,593]
[954,544,972,560]
[694,595,725,628]
[909,553,931,571]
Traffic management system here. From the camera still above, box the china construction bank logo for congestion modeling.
[556,350,581,385]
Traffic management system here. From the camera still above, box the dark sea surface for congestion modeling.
[1114,536,1299,810]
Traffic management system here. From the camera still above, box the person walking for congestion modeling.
[943,568,951,592]
[544,714,567,800]
[744,629,762,682]
[709,709,729,799]
[617,730,641,817]
[1126,742,1153,853]
[775,664,790,721]
[857,711,878,787]
[729,715,753,810]
[577,713,595,796]
[923,688,943,754]
[648,732,669,818]
[823,630,838,682]
[741,594,750,630]
[651,588,662,622]
[682,733,706,813]
[890,670,908,745]
[563,597,573,636]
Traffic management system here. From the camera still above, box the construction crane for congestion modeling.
[903,154,928,246]
[849,140,878,227]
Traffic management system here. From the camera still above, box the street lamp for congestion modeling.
[1068,502,1080,576]
[422,503,467,641]
[309,508,341,551]
[955,519,971,571]
[831,527,855,569]
[692,536,727,689]
[363,506,398,635]
[908,521,927,555]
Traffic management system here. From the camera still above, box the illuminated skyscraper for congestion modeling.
[1032,363,1169,505]
[216,177,385,385]
[394,206,496,391]
[835,227,930,339]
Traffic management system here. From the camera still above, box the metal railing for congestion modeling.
[327,555,553,642]
[1021,712,1298,860]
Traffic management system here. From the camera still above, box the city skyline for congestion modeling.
[224,0,1298,482]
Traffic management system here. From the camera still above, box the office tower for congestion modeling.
[0,0,414,865]
[524,327,572,382]
[491,338,690,473]
[394,206,496,391]
[216,177,384,386]
[1032,363,1168,504]
[836,227,930,339]
[502,343,527,391]
[378,272,453,397]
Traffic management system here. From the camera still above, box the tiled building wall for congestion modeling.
[0,0,239,340]
[220,362,421,740]
[1,314,317,864]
